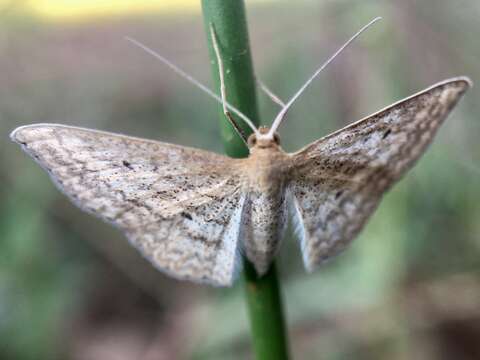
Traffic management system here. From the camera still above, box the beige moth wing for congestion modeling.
[288,77,471,271]
[10,124,245,286]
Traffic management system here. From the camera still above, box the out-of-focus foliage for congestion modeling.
[1,1,479,359]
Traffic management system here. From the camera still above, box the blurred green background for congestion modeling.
[1,1,479,359]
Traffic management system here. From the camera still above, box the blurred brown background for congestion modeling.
[1,1,479,359]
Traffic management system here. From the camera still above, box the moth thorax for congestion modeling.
[248,127,280,149]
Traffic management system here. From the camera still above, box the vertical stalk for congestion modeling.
[201,1,289,359]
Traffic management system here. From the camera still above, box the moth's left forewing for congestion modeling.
[288,77,471,271]
[11,124,246,286]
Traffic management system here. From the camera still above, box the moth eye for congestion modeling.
[248,135,257,147]
[273,133,280,145]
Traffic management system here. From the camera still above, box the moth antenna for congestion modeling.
[257,78,286,107]
[209,23,255,142]
[125,36,259,135]
[268,17,382,137]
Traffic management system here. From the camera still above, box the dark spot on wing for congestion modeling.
[122,160,133,170]
[335,190,343,199]
[181,211,193,220]
[382,129,392,139]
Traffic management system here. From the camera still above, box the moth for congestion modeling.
[10,19,471,286]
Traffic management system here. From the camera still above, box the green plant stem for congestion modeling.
[201,1,289,359]
[243,261,289,360]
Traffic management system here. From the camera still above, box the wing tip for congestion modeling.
[449,76,473,88]
[10,123,60,145]
[9,125,28,144]
[438,76,473,93]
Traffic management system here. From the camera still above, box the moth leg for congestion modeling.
[256,78,286,107]
[209,24,248,144]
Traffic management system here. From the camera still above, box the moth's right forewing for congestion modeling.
[11,124,245,286]
[288,78,471,271]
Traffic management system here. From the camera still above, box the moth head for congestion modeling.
[247,126,280,149]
